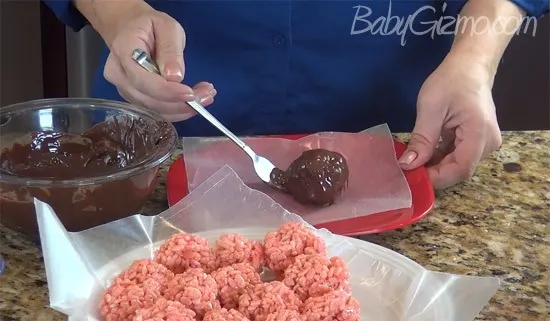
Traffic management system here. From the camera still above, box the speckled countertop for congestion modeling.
[1,131,549,321]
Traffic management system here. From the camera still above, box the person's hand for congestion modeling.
[399,52,502,189]
[103,5,216,122]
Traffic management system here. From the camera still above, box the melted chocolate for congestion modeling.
[0,116,165,180]
[0,115,173,237]
[270,149,349,206]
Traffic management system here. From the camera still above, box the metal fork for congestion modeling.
[131,48,278,185]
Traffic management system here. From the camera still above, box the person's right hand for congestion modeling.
[103,5,216,122]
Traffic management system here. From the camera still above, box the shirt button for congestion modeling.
[272,34,286,46]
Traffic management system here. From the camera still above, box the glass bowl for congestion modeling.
[0,98,178,237]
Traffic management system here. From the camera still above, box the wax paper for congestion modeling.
[181,124,413,226]
[34,166,499,321]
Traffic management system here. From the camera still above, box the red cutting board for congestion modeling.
[166,135,435,236]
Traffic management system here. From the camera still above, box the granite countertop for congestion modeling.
[1,131,549,321]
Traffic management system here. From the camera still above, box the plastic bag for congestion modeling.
[34,166,499,321]
[182,124,412,225]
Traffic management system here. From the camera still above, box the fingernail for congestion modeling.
[181,94,196,102]
[164,62,183,80]
[399,151,417,165]
[209,88,217,96]
[197,91,215,104]
[198,95,210,104]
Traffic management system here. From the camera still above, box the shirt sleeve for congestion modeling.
[42,0,88,31]
[508,0,550,17]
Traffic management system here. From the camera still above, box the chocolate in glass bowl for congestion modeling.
[0,98,177,237]
[270,149,349,206]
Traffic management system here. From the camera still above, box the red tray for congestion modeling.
[167,135,435,236]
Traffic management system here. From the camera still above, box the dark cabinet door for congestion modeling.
[40,1,68,99]
[493,15,550,130]
[0,1,44,106]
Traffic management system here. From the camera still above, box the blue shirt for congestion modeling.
[44,0,548,137]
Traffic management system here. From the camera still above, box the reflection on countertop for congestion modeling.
[1,131,549,321]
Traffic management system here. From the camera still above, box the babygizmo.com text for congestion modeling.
[350,2,538,46]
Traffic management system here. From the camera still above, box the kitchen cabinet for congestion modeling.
[493,15,550,130]
[40,1,69,99]
[0,1,44,106]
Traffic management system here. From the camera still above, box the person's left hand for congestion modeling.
[398,52,502,190]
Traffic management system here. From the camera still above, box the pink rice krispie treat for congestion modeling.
[263,222,327,273]
[301,290,359,321]
[154,232,216,274]
[264,309,302,321]
[163,268,219,318]
[238,281,302,321]
[133,298,196,321]
[210,262,262,309]
[110,259,174,292]
[337,296,360,321]
[283,254,350,300]
[213,233,265,271]
[203,308,251,321]
[100,278,162,321]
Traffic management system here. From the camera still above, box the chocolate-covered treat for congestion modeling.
[270,149,349,206]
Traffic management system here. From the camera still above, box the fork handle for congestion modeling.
[131,49,251,155]
[185,100,249,150]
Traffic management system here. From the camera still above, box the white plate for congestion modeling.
[95,228,452,321]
